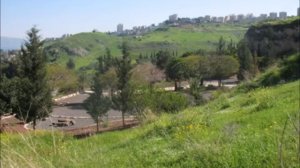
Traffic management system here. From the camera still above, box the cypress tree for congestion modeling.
[84,69,110,132]
[216,36,226,55]
[17,27,52,129]
[113,42,133,127]
[237,39,255,79]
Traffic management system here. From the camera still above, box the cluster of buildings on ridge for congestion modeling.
[114,9,300,36]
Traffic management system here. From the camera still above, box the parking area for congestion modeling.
[35,93,125,131]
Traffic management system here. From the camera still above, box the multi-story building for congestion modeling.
[217,17,224,23]
[229,14,237,22]
[259,14,268,20]
[211,17,217,22]
[224,16,230,23]
[237,14,244,22]
[169,14,178,22]
[204,15,211,22]
[117,24,123,34]
[279,12,287,19]
[269,12,277,19]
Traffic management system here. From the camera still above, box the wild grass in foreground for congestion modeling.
[1,81,299,167]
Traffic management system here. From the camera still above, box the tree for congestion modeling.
[165,58,187,90]
[47,64,78,94]
[216,36,226,55]
[101,67,118,98]
[96,48,114,74]
[226,39,237,56]
[181,55,210,86]
[0,76,18,115]
[78,71,86,92]
[84,72,111,132]
[154,50,172,69]
[66,58,75,69]
[237,39,256,80]
[113,42,134,127]
[16,27,52,129]
[210,56,239,87]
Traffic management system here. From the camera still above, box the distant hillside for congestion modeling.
[44,24,248,69]
[0,36,24,50]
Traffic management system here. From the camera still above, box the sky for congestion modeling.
[1,0,299,38]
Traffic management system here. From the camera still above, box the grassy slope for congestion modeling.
[45,32,122,69]
[126,24,246,55]
[46,24,247,69]
[1,81,299,167]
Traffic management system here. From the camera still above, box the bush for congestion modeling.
[236,82,260,93]
[251,54,299,88]
[258,68,281,86]
[280,54,300,81]
[58,83,78,94]
[154,92,189,113]
[132,87,190,117]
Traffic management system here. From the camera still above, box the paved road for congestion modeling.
[35,93,124,130]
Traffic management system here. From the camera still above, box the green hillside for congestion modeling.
[1,80,298,167]
[45,32,122,68]
[45,24,248,69]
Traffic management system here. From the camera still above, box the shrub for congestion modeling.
[58,83,78,94]
[253,54,299,87]
[280,54,300,81]
[154,92,189,113]
[258,68,281,86]
[236,82,260,93]
[132,87,190,116]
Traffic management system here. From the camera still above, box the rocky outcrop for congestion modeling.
[245,18,299,59]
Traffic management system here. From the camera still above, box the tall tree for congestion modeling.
[237,39,256,80]
[97,48,113,74]
[165,58,187,91]
[16,27,52,129]
[113,42,133,127]
[216,36,226,55]
[84,72,110,132]
[226,39,237,56]
[154,50,172,69]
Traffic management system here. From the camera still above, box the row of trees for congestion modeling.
[85,42,133,130]
[84,37,244,130]
[166,55,239,90]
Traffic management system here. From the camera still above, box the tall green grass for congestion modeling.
[1,81,299,167]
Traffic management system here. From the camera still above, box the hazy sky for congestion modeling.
[1,0,299,38]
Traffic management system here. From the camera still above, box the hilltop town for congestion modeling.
[113,8,300,36]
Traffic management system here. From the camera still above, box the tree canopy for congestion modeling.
[16,27,52,129]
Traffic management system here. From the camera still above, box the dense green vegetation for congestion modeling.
[1,80,298,167]
[0,28,52,127]
[254,16,300,27]
[1,15,299,168]
[44,24,247,69]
